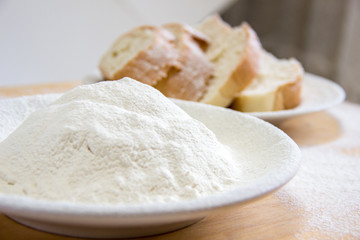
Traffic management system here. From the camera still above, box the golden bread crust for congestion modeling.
[154,23,213,101]
[99,25,179,85]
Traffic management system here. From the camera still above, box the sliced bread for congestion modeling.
[230,50,304,112]
[99,25,179,85]
[154,23,214,101]
[196,15,262,107]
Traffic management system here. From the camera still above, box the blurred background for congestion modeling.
[222,0,360,104]
[0,0,359,103]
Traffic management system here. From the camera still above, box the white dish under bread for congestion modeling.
[84,71,345,124]
[0,94,301,238]
[249,73,345,124]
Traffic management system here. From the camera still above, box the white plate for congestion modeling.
[0,95,301,238]
[248,73,346,123]
[83,71,346,124]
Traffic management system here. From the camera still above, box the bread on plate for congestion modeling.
[154,23,214,101]
[99,25,179,86]
[230,50,304,112]
[196,15,262,107]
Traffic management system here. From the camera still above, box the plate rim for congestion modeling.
[248,73,346,121]
[83,71,346,122]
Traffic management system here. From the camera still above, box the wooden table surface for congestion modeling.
[0,82,359,240]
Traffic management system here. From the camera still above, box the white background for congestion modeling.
[0,0,234,86]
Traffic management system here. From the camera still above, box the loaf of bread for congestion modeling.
[196,15,262,107]
[154,23,213,101]
[230,50,304,112]
[99,25,179,86]
[98,15,303,112]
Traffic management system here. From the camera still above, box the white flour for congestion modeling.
[0,78,241,204]
[276,102,360,239]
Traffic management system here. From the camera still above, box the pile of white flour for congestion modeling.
[0,78,241,204]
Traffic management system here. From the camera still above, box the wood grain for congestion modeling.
[0,195,303,240]
[277,111,342,146]
[0,81,81,98]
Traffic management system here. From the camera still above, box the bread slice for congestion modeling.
[230,50,304,112]
[99,25,179,85]
[196,15,261,107]
[154,23,214,101]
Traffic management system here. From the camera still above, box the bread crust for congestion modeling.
[181,24,211,52]
[220,23,261,105]
[200,22,261,107]
[98,17,302,111]
[99,25,179,85]
[276,64,303,110]
[196,15,232,61]
[154,23,214,101]
[230,56,304,112]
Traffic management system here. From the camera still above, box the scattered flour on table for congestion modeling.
[276,102,360,239]
[0,78,241,204]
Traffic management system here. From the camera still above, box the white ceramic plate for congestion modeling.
[248,73,346,123]
[83,71,346,124]
[0,95,301,238]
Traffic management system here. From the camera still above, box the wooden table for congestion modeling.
[0,82,359,240]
